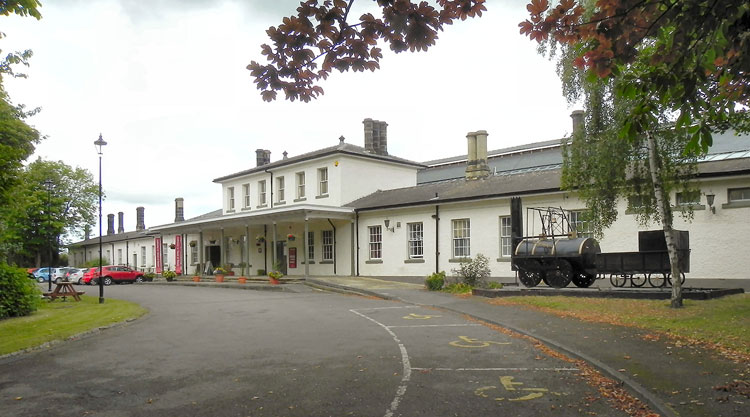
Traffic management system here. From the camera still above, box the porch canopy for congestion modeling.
[149,204,354,277]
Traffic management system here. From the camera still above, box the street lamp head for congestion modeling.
[94,133,107,155]
[43,179,54,190]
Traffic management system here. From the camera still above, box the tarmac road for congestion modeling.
[1,285,633,416]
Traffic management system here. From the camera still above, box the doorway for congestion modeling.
[206,246,221,271]
[275,242,287,274]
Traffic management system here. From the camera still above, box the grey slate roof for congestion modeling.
[67,230,151,247]
[213,141,425,183]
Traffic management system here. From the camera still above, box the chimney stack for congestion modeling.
[107,214,115,235]
[570,110,585,136]
[282,151,288,160]
[136,207,145,231]
[465,130,490,180]
[117,211,124,233]
[175,198,185,222]
[363,118,388,155]
[255,149,271,166]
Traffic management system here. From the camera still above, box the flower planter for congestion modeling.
[237,277,247,284]
[215,274,225,283]
[192,276,200,282]
[269,277,280,285]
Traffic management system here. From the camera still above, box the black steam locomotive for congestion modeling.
[509,197,690,288]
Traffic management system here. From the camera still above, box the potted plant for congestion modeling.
[256,236,265,246]
[144,272,156,282]
[237,262,248,284]
[223,264,235,276]
[268,270,283,285]
[189,240,197,247]
[192,275,200,282]
[169,243,176,249]
[214,267,227,282]
[287,233,295,241]
[162,270,177,282]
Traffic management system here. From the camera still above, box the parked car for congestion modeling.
[66,268,88,284]
[82,265,146,285]
[33,267,67,283]
[27,267,40,279]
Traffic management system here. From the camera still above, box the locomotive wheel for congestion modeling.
[518,260,543,288]
[610,274,628,287]
[630,274,647,287]
[545,259,573,288]
[571,272,597,288]
[648,273,666,288]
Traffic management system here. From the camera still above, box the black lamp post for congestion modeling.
[95,133,107,304]
[43,179,54,292]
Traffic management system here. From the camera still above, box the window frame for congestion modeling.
[368,225,382,260]
[227,186,235,211]
[258,180,267,206]
[307,231,314,262]
[407,222,424,259]
[277,176,285,203]
[451,219,471,258]
[499,216,512,258]
[243,183,250,208]
[318,167,328,196]
[296,172,306,199]
[728,187,750,203]
[569,210,594,239]
[675,190,701,206]
[322,230,333,261]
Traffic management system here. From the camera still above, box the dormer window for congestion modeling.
[227,187,235,211]
[318,167,328,196]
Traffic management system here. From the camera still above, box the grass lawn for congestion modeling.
[486,294,750,356]
[0,295,147,356]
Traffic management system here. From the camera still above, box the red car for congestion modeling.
[82,265,146,285]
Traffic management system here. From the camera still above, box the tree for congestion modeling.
[1,159,99,267]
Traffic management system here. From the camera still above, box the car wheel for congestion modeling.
[90,278,98,286]
[37,276,44,283]
[54,277,62,284]
[77,278,84,285]
[103,276,113,286]
[135,276,144,283]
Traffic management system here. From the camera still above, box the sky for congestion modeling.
[3,0,576,238]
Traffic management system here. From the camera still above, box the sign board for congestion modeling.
[289,247,297,269]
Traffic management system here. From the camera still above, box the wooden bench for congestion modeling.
[43,282,85,301]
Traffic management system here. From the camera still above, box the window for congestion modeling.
[676,190,700,206]
[307,231,314,261]
[106,249,111,264]
[369,226,382,260]
[729,187,750,202]
[190,244,198,264]
[322,230,333,261]
[569,211,594,238]
[258,180,267,206]
[452,219,470,258]
[318,167,328,196]
[141,247,146,267]
[117,249,122,264]
[243,183,250,208]
[628,195,646,210]
[228,187,235,211]
[151,245,155,267]
[296,172,306,199]
[407,222,423,259]
[499,216,512,257]
[162,243,168,268]
[277,176,285,202]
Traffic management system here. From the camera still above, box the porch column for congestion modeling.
[220,228,225,268]
[272,222,277,269]
[198,230,204,275]
[304,217,309,278]
[350,220,355,276]
[245,225,250,275]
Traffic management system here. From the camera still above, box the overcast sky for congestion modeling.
[3,0,576,237]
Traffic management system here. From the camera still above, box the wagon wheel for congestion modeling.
[518,259,543,288]
[647,273,667,288]
[610,274,628,287]
[666,272,686,287]
[630,274,647,287]
[572,272,597,288]
[545,259,573,288]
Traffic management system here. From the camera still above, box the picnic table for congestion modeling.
[43,281,85,301]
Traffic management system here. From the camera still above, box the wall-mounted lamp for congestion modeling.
[383,219,394,232]
[705,193,716,214]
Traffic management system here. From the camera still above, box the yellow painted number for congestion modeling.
[449,336,510,348]
[403,313,441,320]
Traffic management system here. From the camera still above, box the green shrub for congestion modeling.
[162,270,177,280]
[485,281,504,289]
[84,258,107,268]
[442,282,473,294]
[144,272,156,279]
[268,270,283,279]
[425,271,446,291]
[0,263,42,319]
[451,253,491,287]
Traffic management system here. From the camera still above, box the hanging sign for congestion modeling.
[289,247,297,269]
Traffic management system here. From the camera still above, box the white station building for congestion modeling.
[68,114,750,282]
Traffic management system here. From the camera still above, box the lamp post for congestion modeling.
[43,179,54,292]
[94,133,107,304]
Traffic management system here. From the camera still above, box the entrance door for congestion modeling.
[132,254,138,270]
[204,246,221,272]
[276,242,287,274]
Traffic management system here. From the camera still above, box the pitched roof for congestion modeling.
[213,141,425,183]
[67,230,151,247]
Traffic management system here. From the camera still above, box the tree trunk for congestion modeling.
[35,251,41,268]
[645,131,683,308]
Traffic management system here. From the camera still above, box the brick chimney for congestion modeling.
[256,149,271,166]
[107,214,115,235]
[136,207,145,231]
[570,110,585,135]
[175,198,185,222]
[363,118,388,155]
[117,211,124,233]
[465,130,490,180]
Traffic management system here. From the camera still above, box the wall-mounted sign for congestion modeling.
[289,247,297,269]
